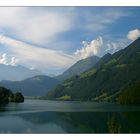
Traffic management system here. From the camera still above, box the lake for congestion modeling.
[0,99,140,133]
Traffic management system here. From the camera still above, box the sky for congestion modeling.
[0,7,140,75]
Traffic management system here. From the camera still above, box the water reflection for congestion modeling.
[0,100,140,133]
[0,111,140,133]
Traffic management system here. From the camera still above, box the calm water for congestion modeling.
[0,99,140,133]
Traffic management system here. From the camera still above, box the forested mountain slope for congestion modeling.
[45,37,140,103]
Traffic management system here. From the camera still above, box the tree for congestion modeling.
[0,87,12,104]
[9,92,24,103]
[0,86,24,104]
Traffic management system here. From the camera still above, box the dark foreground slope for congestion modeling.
[117,80,140,105]
[45,38,140,103]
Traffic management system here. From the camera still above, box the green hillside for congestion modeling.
[45,37,140,104]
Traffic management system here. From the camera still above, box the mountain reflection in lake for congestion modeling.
[0,99,140,133]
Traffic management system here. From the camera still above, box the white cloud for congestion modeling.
[0,53,8,65]
[105,38,129,54]
[74,37,103,59]
[0,7,133,74]
[127,29,140,41]
[0,53,18,66]
[0,7,131,46]
[0,35,77,73]
[11,57,19,66]
[0,7,74,45]
[106,42,123,54]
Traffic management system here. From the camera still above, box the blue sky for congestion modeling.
[0,7,140,75]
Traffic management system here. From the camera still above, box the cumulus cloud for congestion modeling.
[0,35,76,73]
[127,29,140,41]
[0,53,8,65]
[0,53,18,66]
[105,38,129,54]
[74,37,103,59]
[106,42,123,54]
[11,57,19,66]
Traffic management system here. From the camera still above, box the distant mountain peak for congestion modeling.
[56,55,100,81]
[0,64,43,81]
[0,75,59,96]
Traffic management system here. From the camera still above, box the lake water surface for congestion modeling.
[0,99,140,133]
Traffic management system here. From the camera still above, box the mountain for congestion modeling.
[0,64,43,81]
[0,55,99,96]
[56,55,100,81]
[0,75,59,96]
[45,37,140,103]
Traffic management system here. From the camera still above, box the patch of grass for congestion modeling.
[56,95,71,101]
[92,93,108,101]
[104,59,117,66]
[115,64,127,68]
[80,68,97,78]
[63,81,73,87]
